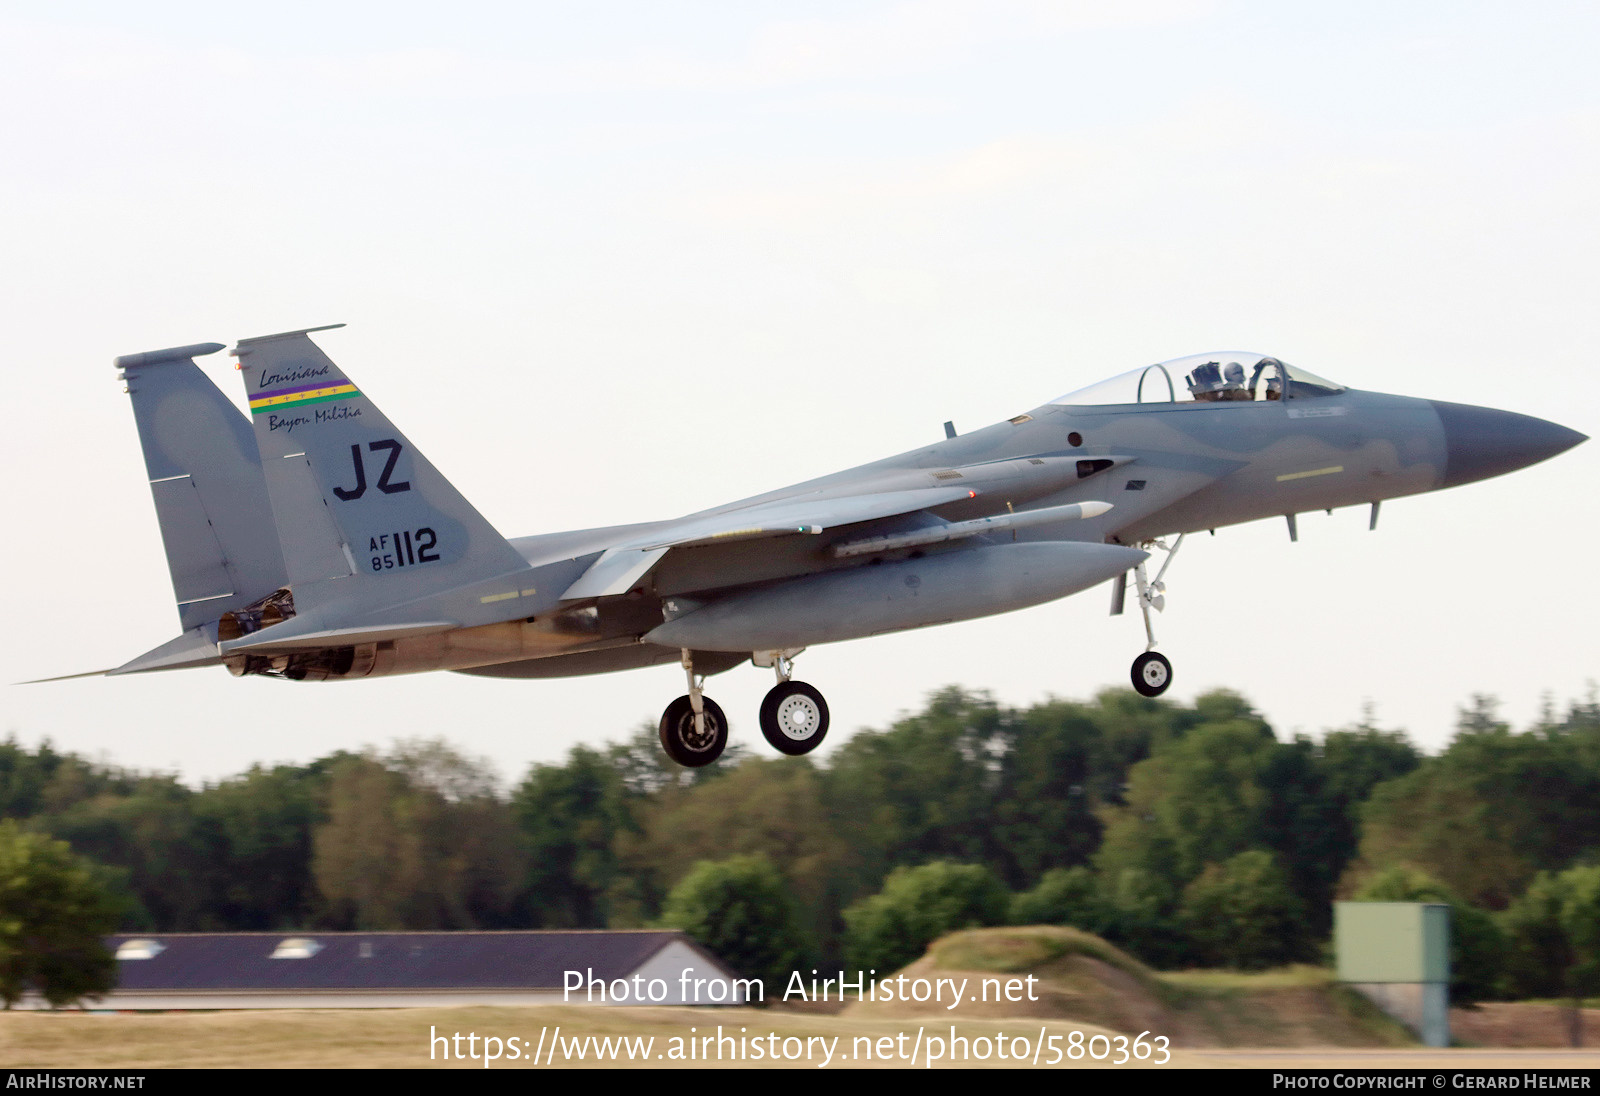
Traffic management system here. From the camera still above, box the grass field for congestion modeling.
[4,1005,1133,1069]
[6,1006,1596,1069]
[6,928,1596,1069]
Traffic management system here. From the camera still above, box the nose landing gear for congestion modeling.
[1125,533,1184,698]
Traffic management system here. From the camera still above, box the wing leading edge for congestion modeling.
[559,485,980,600]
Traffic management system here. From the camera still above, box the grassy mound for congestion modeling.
[847,925,1416,1047]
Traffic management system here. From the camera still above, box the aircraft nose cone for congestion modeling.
[1429,400,1588,489]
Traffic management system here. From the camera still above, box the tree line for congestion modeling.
[3,684,1599,1012]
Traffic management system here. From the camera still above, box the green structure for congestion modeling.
[1334,902,1450,1046]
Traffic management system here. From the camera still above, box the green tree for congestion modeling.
[842,861,1009,973]
[312,756,415,928]
[192,764,322,929]
[0,738,141,820]
[1352,865,1507,1003]
[313,744,522,930]
[512,745,634,928]
[989,703,1112,885]
[42,773,221,930]
[1094,703,1280,903]
[1315,721,1421,825]
[1099,866,1187,968]
[1081,687,1201,771]
[604,723,743,795]
[657,855,805,992]
[823,689,1010,887]
[1091,694,1381,967]
[1009,866,1109,931]
[1502,866,1600,1046]
[1297,721,1421,927]
[1359,696,1600,910]
[623,758,849,949]
[1178,850,1311,970]
[0,821,121,1008]
[1255,738,1344,935]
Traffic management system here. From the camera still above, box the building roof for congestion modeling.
[106,931,710,992]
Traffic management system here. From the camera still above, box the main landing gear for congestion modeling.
[756,650,830,757]
[1126,533,1184,698]
[658,651,729,768]
[657,648,830,768]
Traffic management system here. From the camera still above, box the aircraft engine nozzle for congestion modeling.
[644,541,1148,652]
[1429,400,1587,489]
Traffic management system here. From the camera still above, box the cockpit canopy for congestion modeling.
[1053,352,1346,407]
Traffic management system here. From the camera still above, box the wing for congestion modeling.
[559,485,978,600]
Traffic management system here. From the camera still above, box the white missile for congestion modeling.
[831,500,1114,558]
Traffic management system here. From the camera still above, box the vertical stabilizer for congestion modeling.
[232,326,529,618]
[117,342,289,629]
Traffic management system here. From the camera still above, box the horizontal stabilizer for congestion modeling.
[22,624,225,682]
[108,626,224,675]
[21,668,115,684]
[219,620,456,654]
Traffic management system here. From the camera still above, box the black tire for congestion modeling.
[658,695,729,767]
[1131,651,1172,698]
[759,681,830,756]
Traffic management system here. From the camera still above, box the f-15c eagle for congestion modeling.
[88,325,1584,766]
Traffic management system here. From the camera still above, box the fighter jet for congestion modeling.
[98,326,1585,767]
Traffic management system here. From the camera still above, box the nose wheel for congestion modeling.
[1131,651,1172,698]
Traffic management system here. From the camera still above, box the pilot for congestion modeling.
[1255,357,1285,401]
[1220,361,1251,400]
[1187,362,1223,401]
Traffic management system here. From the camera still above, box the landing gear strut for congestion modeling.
[656,648,831,767]
[658,650,728,767]
[1128,534,1184,698]
[755,649,830,756]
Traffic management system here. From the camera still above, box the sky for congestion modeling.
[3,1,1597,788]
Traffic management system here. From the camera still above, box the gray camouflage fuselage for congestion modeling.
[99,334,1585,687]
